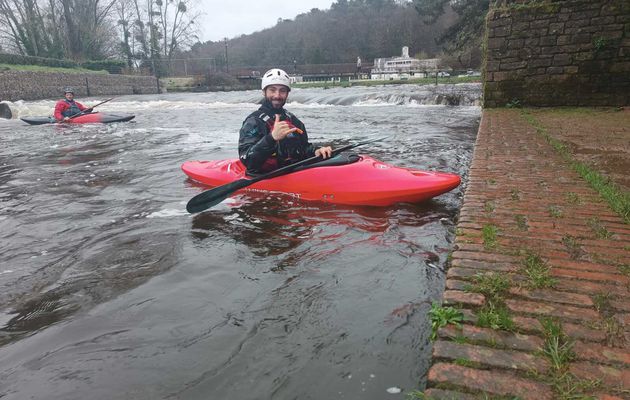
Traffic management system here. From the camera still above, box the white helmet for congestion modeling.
[261,68,291,91]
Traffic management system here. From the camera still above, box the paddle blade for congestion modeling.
[186,179,251,213]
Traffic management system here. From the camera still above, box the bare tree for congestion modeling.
[0,0,63,57]
[115,0,134,66]
[115,0,199,74]
[0,0,117,59]
[60,0,118,59]
[154,0,200,61]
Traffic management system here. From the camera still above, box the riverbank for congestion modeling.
[0,70,159,102]
[424,108,630,399]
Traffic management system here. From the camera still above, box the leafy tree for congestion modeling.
[413,0,489,52]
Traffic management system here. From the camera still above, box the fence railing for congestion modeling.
[0,52,376,78]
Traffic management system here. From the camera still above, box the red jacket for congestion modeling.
[54,99,87,120]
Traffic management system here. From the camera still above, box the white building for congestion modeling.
[371,47,439,80]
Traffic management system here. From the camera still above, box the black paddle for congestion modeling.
[66,97,115,120]
[186,136,387,213]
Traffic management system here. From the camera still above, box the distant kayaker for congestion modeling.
[54,87,92,121]
[238,68,333,174]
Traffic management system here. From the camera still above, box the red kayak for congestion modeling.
[21,112,135,125]
[182,155,461,206]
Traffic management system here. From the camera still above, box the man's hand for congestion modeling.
[315,146,333,159]
[270,114,300,141]
[63,117,70,121]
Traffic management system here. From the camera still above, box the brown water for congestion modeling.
[0,85,480,399]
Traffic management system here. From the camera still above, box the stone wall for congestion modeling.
[0,71,159,101]
[484,0,629,107]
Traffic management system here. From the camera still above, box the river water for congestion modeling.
[0,84,480,400]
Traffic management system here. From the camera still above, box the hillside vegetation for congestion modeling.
[188,0,466,69]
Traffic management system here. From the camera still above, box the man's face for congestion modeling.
[263,85,289,109]
[65,92,74,101]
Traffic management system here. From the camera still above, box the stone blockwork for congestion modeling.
[0,70,159,101]
[484,0,630,107]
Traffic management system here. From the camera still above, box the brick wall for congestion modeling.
[484,0,629,107]
[0,71,159,101]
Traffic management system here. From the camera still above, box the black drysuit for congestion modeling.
[238,100,316,175]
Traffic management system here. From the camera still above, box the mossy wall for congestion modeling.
[484,0,629,107]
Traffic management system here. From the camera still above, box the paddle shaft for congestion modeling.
[67,97,114,120]
[186,136,386,213]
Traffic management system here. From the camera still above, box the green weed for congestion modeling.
[453,335,469,344]
[602,316,626,348]
[593,36,607,51]
[538,318,602,399]
[553,372,601,400]
[405,390,429,400]
[587,217,613,239]
[565,192,581,205]
[506,98,522,108]
[521,252,557,289]
[454,358,479,368]
[482,224,498,249]
[466,272,511,302]
[561,235,584,259]
[540,318,575,370]
[429,303,463,340]
[510,189,521,200]
[548,205,563,218]
[592,293,613,313]
[477,301,515,331]
[515,214,528,230]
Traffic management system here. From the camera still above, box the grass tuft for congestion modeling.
[482,224,498,249]
[515,214,528,231]
[477,301,515,331]
[521,252,557,289]
[565,192,581,205]
[466,272,511,302]
[587,217,613,239]
[561,235,584,259]
[540,318,575,370]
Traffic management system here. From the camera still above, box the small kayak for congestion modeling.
[182,154,461,207]
[21,112,135,125]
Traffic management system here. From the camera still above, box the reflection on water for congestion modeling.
[0,87,480,400]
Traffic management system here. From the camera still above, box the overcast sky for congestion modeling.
[198,0,337,42]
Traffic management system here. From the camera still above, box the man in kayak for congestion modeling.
[54,87,92,122]
[238,68,333,174]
